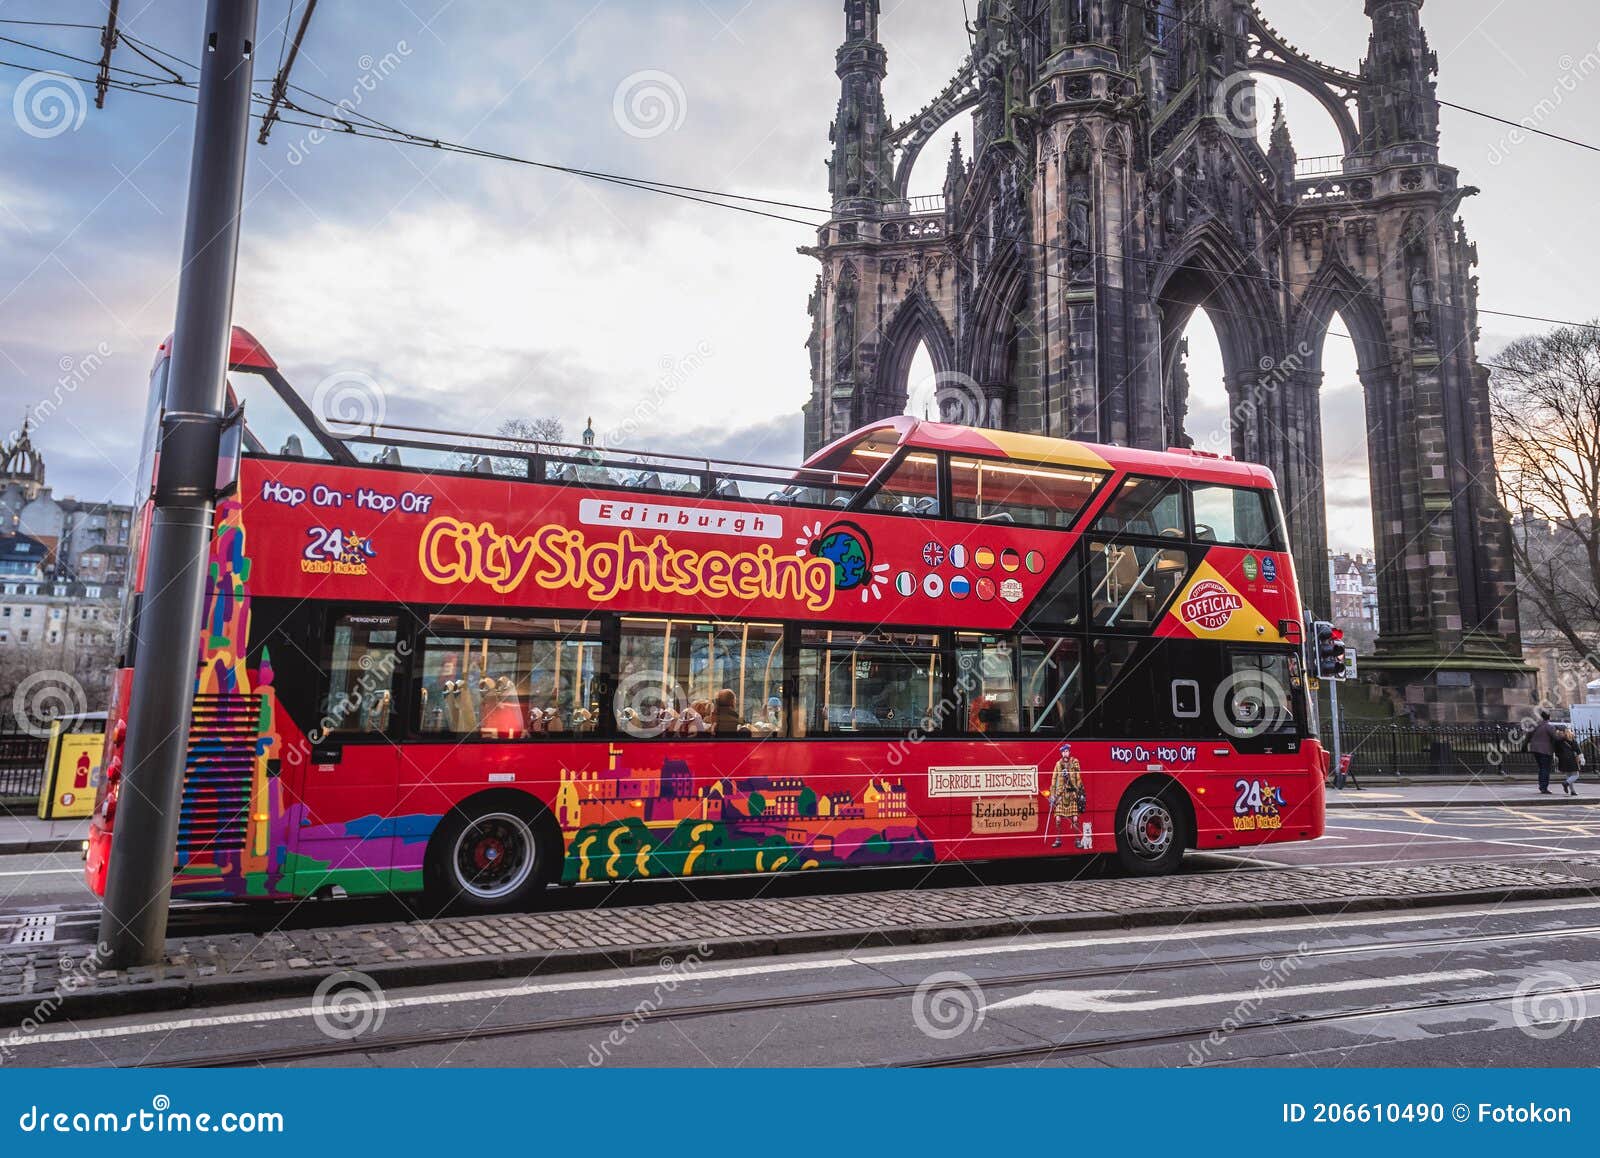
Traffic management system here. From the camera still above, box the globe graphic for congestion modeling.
[813,529,870,590]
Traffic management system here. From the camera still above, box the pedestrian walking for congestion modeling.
[1527,710,1557,795]
[1555,726,1584,797]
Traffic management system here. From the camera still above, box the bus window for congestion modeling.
[1087,639,1163,736]
[418,617,599,739]
[1022,549,1086,631]
[321,613,403,737]
[1087,542,1190,628]
[955,634,1019,734]
[949,458,1104,527]
[1224,651,1299,736]
[1021,637,1083,735]
[1191,484,1282,549]
[863,453,940,516]
[229,371,334,460]
[1093,476,1185,539]
[798,630,941,736]
[618,619,785,738]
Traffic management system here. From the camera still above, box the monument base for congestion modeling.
[1362,655,1537,725]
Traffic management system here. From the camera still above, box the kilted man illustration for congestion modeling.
[1047,743,1087,848]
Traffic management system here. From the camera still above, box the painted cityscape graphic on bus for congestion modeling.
[554,745,930,881]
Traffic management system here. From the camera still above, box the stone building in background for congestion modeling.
[0,420,130,712]
[1329,551,1379,637]
[804,0,1531,721]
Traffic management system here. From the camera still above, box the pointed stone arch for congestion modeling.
[967,244,1030,429]
[1154,222,1287,462]
[1288,256,1427,637]
[874,289,958,412]
[1293,255,1390,376]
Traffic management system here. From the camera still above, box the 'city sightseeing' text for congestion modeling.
[418,517,837,610]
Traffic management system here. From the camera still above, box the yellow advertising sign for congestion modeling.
[37,727,102,820]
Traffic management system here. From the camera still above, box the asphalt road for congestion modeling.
[1215,802,1600,870]
[6,897,1597,1068]
[1,802,1597,940]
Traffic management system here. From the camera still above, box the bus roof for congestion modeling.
[153,326,278,374]
[807,415,1276,489]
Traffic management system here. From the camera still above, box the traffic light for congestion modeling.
[1312,621,1349,680]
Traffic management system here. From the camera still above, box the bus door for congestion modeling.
[288,609,404,896]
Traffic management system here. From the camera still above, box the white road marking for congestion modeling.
[988,969,1494,1014]
[8,900,1600,1050]
[0,869,79,878]
[1326,823,1575,855]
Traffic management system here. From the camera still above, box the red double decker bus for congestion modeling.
[86,330,1325,911]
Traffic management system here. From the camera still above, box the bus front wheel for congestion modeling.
[427,795,555,913]
[1113,782,1189,877]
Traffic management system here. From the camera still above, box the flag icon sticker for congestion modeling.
[950,575,972,599]
[895,571,916,597]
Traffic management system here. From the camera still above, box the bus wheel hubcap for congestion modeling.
[453,813,535,899]
[1125,799,1174,860]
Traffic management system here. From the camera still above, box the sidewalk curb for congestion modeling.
[3,880,1595,1030]
[0,839,81,857]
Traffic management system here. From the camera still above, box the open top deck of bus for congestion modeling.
[211,327,1277,515]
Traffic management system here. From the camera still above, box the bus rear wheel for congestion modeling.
[1113,784,1188,877]
[428,798,553,913]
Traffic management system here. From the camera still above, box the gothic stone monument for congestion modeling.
[803,0,1532,723]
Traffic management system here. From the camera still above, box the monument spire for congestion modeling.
[1360,0,1440,152]
[827,0,893,215]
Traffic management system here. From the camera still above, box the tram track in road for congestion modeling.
[905,980,1600,1068]
[130,916,1600,1068]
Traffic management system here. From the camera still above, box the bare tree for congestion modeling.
[494,416,566,454]
[452,417,566,474]
[1491,322,1600,676]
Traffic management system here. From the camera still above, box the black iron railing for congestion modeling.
[1322,723,1600,779]
[0,728,48,801]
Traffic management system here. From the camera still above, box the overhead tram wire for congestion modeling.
[5,52,827,229]
[99,30,839,223]
[0,32,181,87]
[0,19,104,30]
[0,57,198,107]
[115,35,187,88]
[275,0,298,77]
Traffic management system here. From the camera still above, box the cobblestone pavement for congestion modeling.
[2,858,1597,1016]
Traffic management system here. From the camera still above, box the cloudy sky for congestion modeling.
[0,0,1596,555]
